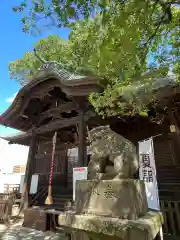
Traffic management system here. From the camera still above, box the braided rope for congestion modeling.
[49,132,57,186]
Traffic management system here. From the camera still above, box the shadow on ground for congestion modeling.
[0,219,67,240]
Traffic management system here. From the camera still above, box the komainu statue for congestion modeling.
[59,126,163,240]
[88,125,139,180]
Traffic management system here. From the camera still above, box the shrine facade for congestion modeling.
[1,64,180,238]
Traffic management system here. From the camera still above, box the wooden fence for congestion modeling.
[160,200,180,239]
[4,184,20,193]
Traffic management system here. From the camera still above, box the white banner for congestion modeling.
[139,138,160,211]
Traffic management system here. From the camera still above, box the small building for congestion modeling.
[13,165,26,174]
[1,63,180,238]
[0,172,23,193]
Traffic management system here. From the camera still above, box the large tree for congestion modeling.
[11,0,180,117]
[13,1,179,32]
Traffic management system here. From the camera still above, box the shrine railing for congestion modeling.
[160,200,180,239]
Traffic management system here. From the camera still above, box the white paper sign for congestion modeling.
[139,138,160,211]
[19,175,25,194]
[19,174,39,194]
[30,174,39,194]
[73,167,88,201]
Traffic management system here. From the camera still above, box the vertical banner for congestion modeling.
[139,138,160,211]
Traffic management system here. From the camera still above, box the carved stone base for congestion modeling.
[75,180,148,220]
[58,211,163,240]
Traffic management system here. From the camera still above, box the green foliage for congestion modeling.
[9,35,70,84]
[11,0,180,117]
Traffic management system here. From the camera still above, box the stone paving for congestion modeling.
[0,205,68,239]
[0,222,67,240]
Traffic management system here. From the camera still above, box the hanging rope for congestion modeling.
[49,131,57,186]
[45,131,57,205]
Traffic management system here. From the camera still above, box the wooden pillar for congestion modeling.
[168,108,180,166]
[64,149,68,188]
[20,132,37,210]
[135,141,140,179]
[78,110,87,167]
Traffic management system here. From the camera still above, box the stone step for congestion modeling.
[53,198,72,203]
[53,194,72,199]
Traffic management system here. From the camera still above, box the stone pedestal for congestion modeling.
[59,211,163,240]
[75,180,148,219]
[58,180,163,240]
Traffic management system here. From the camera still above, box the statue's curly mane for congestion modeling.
[88,126,139,180]
[88,125,112,143]
[89,125,129,155]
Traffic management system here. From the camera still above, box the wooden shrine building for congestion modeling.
[1,63,180,238]
[0,62,102,208]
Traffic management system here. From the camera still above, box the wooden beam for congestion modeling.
[24,117,79,137]
[78,110,87,167]
[35,145,76,160]
[34,116,80,135]
[20,133,37,210]
[64,149,68,188]
[29,111,93,135]
[38,102,76,124]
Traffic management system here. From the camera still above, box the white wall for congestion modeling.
[0,138,29,173]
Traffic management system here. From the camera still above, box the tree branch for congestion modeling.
[33,48,47,63]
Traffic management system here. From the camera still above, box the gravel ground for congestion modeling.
[0,222,67,240]
[0,206,68,239]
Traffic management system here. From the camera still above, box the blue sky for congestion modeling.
[0,0,70,136]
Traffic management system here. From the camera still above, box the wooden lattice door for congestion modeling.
[52,151,67,187]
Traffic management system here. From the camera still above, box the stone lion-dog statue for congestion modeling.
[88,125,139,180]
